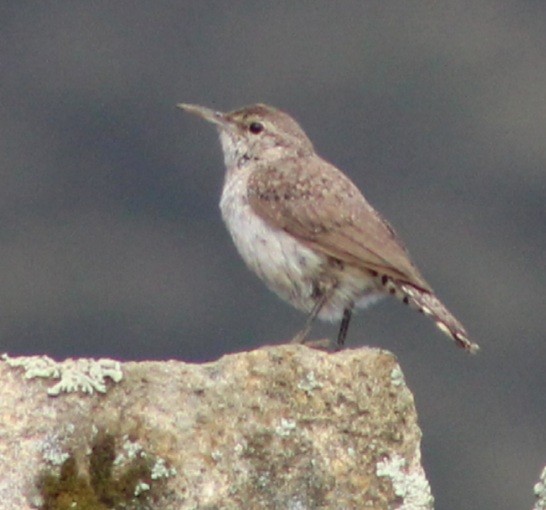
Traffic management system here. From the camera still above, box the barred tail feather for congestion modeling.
[398,283,480,354]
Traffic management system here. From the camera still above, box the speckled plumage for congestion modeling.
[179,102,478,353]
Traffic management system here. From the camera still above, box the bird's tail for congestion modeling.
[397,282,479,354]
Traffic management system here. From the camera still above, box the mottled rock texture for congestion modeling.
[0,345,433,509]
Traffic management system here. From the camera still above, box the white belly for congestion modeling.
[219,172,382,321]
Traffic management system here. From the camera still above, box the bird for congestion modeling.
[178,102,479,354]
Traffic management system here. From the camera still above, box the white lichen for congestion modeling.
[113,437,176,486]
[297,371,323,395]
[2,353,123,396]
[390,367,406,387]
[376,454,434,510]
[286,498,308,510]
[151,457,177,480]
[534,466,546,510]
[275,418,297,437]
[134,481,150,496]
[211,450,223,462]
[40,424,76,465]
[257,473,270,488]
[114,436,145,466]
[41,440,70,466]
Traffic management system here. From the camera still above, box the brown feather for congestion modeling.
[247,155,432,292]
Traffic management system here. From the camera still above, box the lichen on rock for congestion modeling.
[2,353,123,395]
[0,345,431,509]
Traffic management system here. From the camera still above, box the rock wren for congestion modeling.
[178,103,479,353]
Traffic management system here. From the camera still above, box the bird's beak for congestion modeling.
[177,103,228,128]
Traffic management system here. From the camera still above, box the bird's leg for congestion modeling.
[291,292,328,345]
[335,305,353,350]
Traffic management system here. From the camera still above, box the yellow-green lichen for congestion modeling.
[40,456,107,510]
[38,431,174,510]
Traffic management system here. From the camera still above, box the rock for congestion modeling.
[0,345,433,509]
[534,466,546,510]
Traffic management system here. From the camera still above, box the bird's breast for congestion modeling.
[219,173,381,319]
[220,173,324,308]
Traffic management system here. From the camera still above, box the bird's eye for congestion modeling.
[249,122,264,134]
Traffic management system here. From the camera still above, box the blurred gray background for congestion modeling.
[1,2,545,509]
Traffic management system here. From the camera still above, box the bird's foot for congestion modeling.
[302,338,332,351]
[290,333,332,351]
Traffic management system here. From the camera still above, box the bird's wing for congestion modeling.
[247,156,433,292]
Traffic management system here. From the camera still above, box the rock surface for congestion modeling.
[534,466,546,510]
[0,345,433,509]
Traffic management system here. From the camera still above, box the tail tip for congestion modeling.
[460,337,480,355]
[436,321,480,354]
